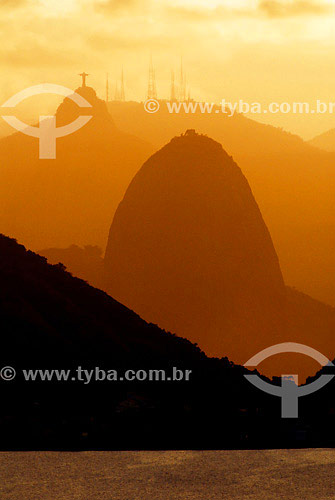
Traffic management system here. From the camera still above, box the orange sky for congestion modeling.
[2,0,335,138]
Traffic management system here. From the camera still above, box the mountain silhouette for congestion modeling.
[105,131,335,378]
[0,233,206,366]
[3,233,335,449]
[39,244,105,289]
[0,85,152,251]
[109,102,335,307]
[105,132,286,364]
[309,128,335,152]
[1,93,334,306]
[4,231,330,450]
[0,233,253,448]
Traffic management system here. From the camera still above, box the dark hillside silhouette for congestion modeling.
[0,233,272,449]
[39,244,105,289]
[1,233,335,449]
[0,234,205,365]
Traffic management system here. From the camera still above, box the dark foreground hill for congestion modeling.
[0,233,252,449]
[0,234,204,366]
[39,244,106,290]
[1,233,335,449]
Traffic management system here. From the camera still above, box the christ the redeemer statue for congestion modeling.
[79,72,89,87]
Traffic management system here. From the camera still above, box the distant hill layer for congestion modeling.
[309,128,335,152]
[0,87,152,251]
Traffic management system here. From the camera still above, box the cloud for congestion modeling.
[88,32,172,51]
[94,0,144,13]
[167,0,332,21]
[0,45,77,68]
[0,0,27,7]
[259,0,332,18]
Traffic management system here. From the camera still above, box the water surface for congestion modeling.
[1,449,335,499]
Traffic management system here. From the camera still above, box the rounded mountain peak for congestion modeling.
[105,132,287,365]
[55,84,114,128]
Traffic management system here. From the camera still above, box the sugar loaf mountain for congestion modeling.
[105,131,335,379]
[109,100,335,307]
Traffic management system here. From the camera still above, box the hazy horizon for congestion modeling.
[1,0,335,138]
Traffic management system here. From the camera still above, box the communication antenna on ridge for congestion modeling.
[114,81,120,101]
[179,58,186,101]
[106,73,109,102]
[170,70,176,101]
[120,68,125,102]
[147,56,157,100]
